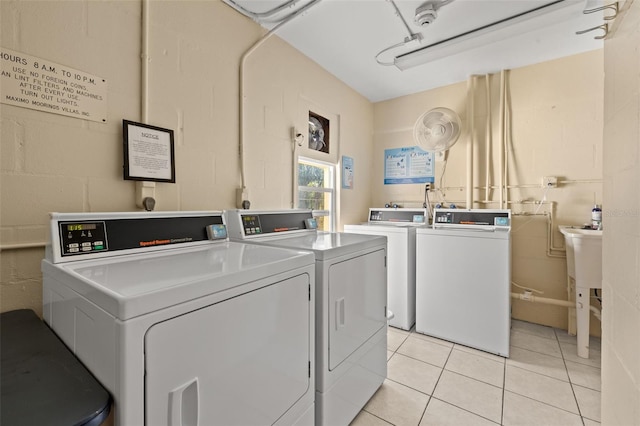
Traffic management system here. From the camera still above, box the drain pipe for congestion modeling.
[238,0,322,208]
[511,292,602,320]
[511,292,574,308]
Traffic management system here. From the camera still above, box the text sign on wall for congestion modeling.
[384,146,435,185]
[0,48,107,122]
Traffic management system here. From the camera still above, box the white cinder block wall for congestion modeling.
[5,3,640,423]
[372,51,605,332]
[0,0,374,315]
[601,0,640,424]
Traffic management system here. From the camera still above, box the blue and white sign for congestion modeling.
[342,155,354,189]
[384,146,434,185]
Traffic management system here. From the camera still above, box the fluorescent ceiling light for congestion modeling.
[394,0,586,70]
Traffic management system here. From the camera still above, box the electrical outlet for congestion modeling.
[542,176,558,188]
[236,188,250,209]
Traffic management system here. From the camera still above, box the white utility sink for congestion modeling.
[559,226,603,288]
[559,226,602,358]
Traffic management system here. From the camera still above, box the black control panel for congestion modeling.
[241,215,263,235]
[369,209,427,223]
[240,212,313,236]
[57,215,224,257]
[433,210,510,227]
[59,221,107,256]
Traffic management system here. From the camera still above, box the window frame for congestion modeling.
[296,156,336,232]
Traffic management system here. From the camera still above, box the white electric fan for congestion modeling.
[413,107,462,152]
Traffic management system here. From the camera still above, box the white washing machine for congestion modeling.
[416,209,512,357]
[225,210,387,426]
[344,208,428,331]
[41,211,316,426]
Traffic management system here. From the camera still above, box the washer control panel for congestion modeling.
[369,208,428,224]
[433,209,511,230]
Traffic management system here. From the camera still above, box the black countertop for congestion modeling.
[1,309,111,426]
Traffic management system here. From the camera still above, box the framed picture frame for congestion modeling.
[123,120,175,183]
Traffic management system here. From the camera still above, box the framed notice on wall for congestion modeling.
[123,120,175,183]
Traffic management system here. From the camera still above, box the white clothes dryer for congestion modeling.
[42,211,316,426]
[344,208,428,330]
[225,210,388,426]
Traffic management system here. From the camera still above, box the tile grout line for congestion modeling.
[501,349,507,425]
[416,341,454,426]
[383,322,598,425]
[360,408,395,426]
[427,396,503,425]
[555,327,587,423]
[502,389,590,420]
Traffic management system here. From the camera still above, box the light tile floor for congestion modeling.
[351,320,601,426]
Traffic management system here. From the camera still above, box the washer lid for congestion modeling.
[247,231,386,261]
[344,223,414,235]
[42,242,314,320]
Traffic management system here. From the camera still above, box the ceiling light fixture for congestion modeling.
[395,0,585,70]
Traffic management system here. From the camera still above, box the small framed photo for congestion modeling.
[123,120,175,183]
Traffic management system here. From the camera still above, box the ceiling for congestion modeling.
[225,0,606,102]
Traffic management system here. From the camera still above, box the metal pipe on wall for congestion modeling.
[485,74,492,203]
[135,0,156,210]
[498,70,505,209]
[511,292,575,308]
[0,242,47,251]
[141,0,150,123]
[503,70,510,211]
[466,76,475,209]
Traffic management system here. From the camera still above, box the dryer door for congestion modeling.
[144,273,311,426]
[328,248,387,370]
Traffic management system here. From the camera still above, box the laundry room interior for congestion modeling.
[1,1,639,426]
